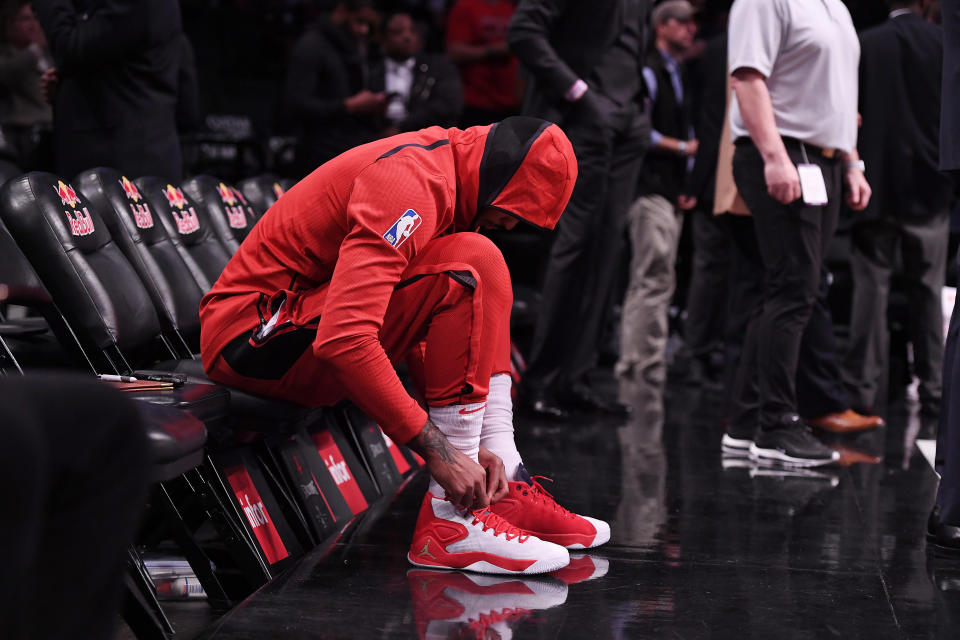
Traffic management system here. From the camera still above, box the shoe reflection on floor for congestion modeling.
[407,569,568,639]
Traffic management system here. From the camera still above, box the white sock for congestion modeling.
[480,374,524,481]
[427,400,485,497]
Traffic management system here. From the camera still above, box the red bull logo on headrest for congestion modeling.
[217,182,237,207]
[54,180,80,209]
[65,208,95,237]
[164,184,189,210]
[232,186,248,206]
[119,176,142,203]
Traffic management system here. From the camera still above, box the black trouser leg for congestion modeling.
[684,209,730,358]
[726,215,764,434]
[0,375,149,640]
[796,267,850,418]
[526,107,647,392]
[733,141,842,429]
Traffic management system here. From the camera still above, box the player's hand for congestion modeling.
[684,138,699,157]
[410,419,488,510]
[764,153,801,205]
[845,168,871,211]
[40,68,58,104]
[478,446,509,504]
[677,194,697,211]
[345,90,387,115]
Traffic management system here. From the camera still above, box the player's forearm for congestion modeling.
[731,68,789,164]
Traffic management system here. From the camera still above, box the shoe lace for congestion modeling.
[472,508,530,542]
[528,476,576,519]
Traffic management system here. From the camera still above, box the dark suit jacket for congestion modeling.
[507,0,650,122]
[283,18,380,173]
[859,12,952,218]
[685,34,727,206]
[33,0,187,182]
[942,0,960,170]
[367,54,463,132]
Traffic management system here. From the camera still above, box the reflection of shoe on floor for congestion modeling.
[721,453,755,470]
[408,492,570,575]
[749,465,840,487]
[550,553,609,585]
[807,409,883,434]
[750,416,840,467]
[490,466,610,549]
[407,569,568,640]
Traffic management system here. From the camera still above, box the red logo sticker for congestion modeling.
[65,207,95,236]
[223,465,289,564]
[311,431,369,515]
[54,180,80,208]
[119,176,142,203]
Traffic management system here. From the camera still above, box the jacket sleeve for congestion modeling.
[32,0,152,73]
[284,33,348,121]
[311,158,450,444]
[399,56,464,131]
[507,0,578,101]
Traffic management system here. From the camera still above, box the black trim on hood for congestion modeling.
[377,139,450,161]
[475,117,552,216]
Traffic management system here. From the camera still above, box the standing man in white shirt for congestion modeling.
[725,0,871,466]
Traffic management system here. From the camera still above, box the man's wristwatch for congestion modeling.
[845,160,865,172]
[678,141,688,155]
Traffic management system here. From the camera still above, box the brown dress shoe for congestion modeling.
[807,409,884,433]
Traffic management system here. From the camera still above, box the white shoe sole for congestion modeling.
[407,551,570,575]
[749,443,840,468]
[721,433,753,454]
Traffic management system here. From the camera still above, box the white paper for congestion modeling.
[797,163,828,206]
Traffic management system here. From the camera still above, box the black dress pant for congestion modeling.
[684,207,729,358]
[726,216,848,432]
[938,248,960,525]
[525,100,649,393]
[731,140,845,429]
[0,375,149,640]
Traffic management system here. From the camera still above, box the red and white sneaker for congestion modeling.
[408,492,569,575]
[407,569,568,640]
[489,470,610,549]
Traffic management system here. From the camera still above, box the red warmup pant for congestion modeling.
[207,233,513,408]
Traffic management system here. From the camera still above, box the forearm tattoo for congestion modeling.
[411,419,457,464]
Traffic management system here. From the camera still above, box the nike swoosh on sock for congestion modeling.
[458,404,487,415]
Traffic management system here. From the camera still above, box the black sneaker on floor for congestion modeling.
[750,419,839,467]
[721,428,754,455]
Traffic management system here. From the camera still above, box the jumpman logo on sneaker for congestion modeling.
[459,404,486,415]
[419,539,437,560]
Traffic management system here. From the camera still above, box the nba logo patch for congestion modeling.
[383,209,421,249]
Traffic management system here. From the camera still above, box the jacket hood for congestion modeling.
[450,117,577,231]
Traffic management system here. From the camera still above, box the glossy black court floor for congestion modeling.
[187,377,959,639]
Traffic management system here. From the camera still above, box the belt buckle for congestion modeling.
[821,147,836,159]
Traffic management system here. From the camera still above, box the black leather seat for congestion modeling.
[75,167,205,351]
[0,172,229,423]
[181,174,261,253]
[135,176,232,290]
[237,173,285,215]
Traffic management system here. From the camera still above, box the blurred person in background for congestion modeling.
[617,0,698,402]
[446,0,520,128]
[284,0,383,176]
[724,0,873,466]
[0,0,52,170]
[32,0,190,182]
[508,0,651,420]
[843,0,951,420]
[370,11,462,137]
